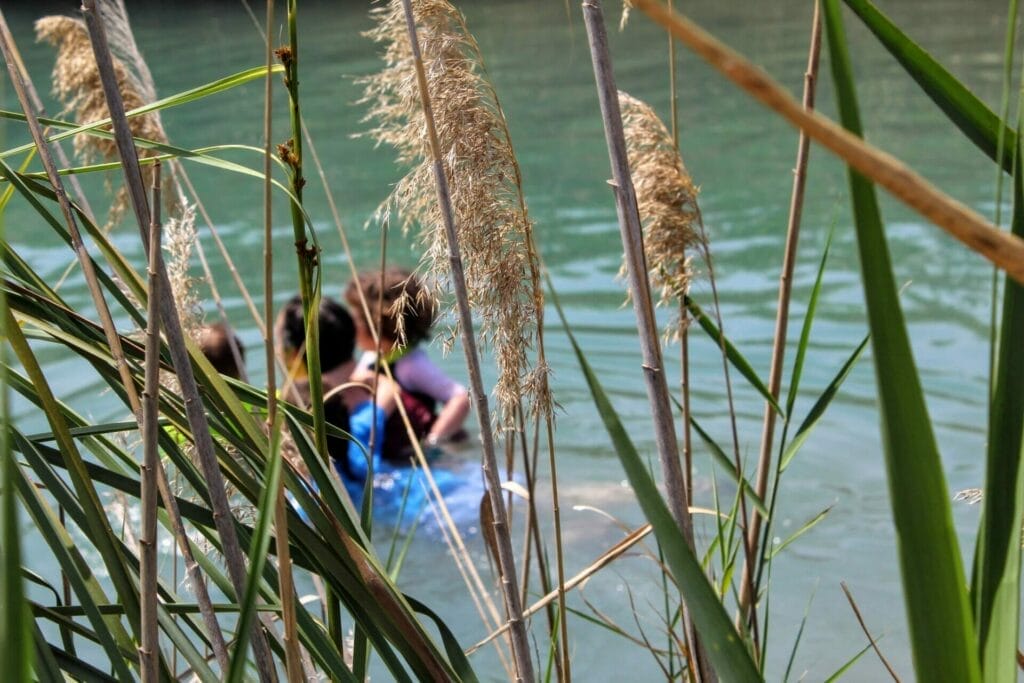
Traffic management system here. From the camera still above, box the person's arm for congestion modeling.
[427,387,469,444]
[398,349,470,443]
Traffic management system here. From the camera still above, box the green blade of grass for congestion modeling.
[841,0,1016,172]
[689,414,768,516]
[822,2,980,680]
[780,334,869,471]
[31,621,65,682]
[226,423,285,683]
[972,140,1024,682]
[685,295,783,415]
[0,65,284,161]
[821,642,873,683]
[11,451,135,681]
[767,506,832,559]
[0,236,31,683]
[782,582,818,683]
[785,227,834,418]
[553,282,760,682]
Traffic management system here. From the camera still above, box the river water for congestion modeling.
[2,0,1010,679]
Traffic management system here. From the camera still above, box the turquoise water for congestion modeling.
[1,0,1012,679]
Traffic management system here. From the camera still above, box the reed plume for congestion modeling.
[37,5,203,341]
[619,90,700,328]
[361,0,547,427]
[35,13,167,224]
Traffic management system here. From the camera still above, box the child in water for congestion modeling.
[345,268,470,456]
[198,322,245,380]
[273,295,401,481]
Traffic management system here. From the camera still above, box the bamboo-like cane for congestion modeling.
[581,4,720,681]
[739,0,822,634]
[140,162,162,683]
[79,3,278,680]
[632,0,1024,286]
[582,0,693,549]
[1,23,231,672]
[262,2,302,681]
[275,1,344,668]
[398,1,534,679]
[664,0,707,677]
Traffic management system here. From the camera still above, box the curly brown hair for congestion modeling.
[345,268,437,347]
[198,323,245,379]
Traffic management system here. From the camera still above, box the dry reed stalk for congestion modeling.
[79,3,277,679]
[140,161,162,683]
[739,0,822,634]
[582,0,693,569]
[390,1,535,678]
[583,5,727,680]
[618,90,713,682]
[1,19,233,675]
[0,22,141,421]
[261,2,301,681]
[618,91,711,682]
[470,522,655,653]
[632,0,1024,286]
[841,582,902,681]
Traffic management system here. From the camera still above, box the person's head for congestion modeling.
[344,268,437,351]
[274,295,356,378]
[199,322,245,379]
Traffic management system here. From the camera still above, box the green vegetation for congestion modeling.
[1,0,1022,680]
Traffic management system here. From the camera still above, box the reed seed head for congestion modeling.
[361,0,548,426]
[35,14,167,224]
[619,91,701,318]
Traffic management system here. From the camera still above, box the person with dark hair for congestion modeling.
[198,322,246,380]
[273,295,398,483]
[345,268,470,456]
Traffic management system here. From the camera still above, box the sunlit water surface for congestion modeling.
[2,1,1011,679]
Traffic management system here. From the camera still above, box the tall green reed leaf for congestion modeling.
[10,434,135,682]
[778,335,869,471]
[973,144,1024,682]
[822,2,979,679]
[4,309,145,654]
[0,196,31,683]
[551,280,760,682]
[226,438,285,683]
[684,296,781,414]
[841,0,1016,173]
[688,415,768,516]
[0,65,284,161]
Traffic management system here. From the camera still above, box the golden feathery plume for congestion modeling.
[361,0,546,426]
[36,8,201,341]
[619,91,701,318]
[35,14,167,225]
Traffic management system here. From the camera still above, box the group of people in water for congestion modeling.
[198,267,470,493]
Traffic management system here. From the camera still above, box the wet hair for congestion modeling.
[275,295,355,371]
[344,268,437,347]
[198,322,245,379]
